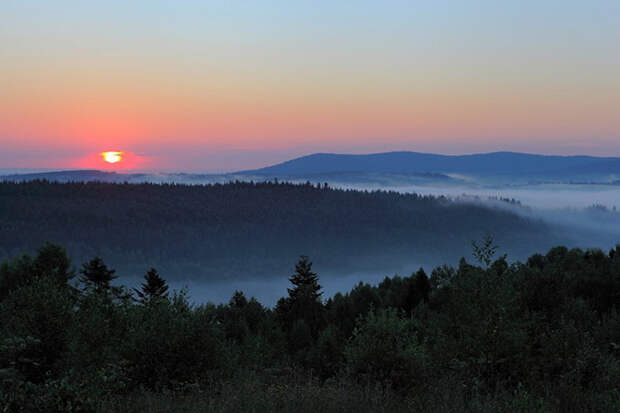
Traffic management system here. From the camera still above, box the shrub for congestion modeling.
[344,308,428,390]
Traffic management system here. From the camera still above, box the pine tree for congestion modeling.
[287,255,322,301]
[134,268,169,304]
[79,257,117,294]
[414,268,431,303]
[277,256,326,344]
[403,268,430,313]
[229,290,248,309]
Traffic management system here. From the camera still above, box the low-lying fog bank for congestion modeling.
[120,266,420,307]
[332,182,620,210]
[330,181,620,247]
[114,180,619,306]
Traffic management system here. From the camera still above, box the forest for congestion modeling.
[0,180,561,281]
[1,241,619,412]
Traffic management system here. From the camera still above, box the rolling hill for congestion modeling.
[243,151,620,181]
[0,180,562,281]
[3,152,619,185]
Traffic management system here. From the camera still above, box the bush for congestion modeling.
[344,308,428,390]
[121,291,227,390]
[0,278,75,381]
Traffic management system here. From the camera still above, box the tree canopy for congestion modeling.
[1,242,619,411]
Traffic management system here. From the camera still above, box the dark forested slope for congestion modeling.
[0,180,560,280]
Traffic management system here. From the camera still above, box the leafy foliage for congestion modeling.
[344,308,428,390]
[1,242,619,411]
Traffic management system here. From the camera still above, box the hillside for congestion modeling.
[0,170,131,183]
[0,181,560,280]
[3,151,619,186]
[244,151,620,181]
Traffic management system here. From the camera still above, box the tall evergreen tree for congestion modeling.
[403,268,431,313]
[277,256,326,346]
[79,257,116,294]
[134,268,169,304]
[229,290,248,309]
[414,268,431,303]
[287,255,322,301]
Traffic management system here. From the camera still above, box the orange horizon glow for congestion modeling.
[1,2,620,171]
[63,151,149,171]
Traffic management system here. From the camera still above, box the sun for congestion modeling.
[102,151,123,164]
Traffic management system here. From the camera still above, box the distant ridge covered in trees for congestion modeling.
[0,180,559,280]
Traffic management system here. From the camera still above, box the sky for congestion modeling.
[1,1,620,172]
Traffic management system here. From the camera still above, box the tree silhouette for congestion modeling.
[79,257,116,294]
[287,255,322,302]
[414,268,431,303]
[403,268,431,313]
[134,268,169,304]
[33,243,74,286]
[277,256,326,347]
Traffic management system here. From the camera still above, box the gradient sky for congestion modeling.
[2,1,620,171]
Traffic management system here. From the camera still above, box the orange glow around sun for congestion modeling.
[102,151,123,164]
[72,150,147,170]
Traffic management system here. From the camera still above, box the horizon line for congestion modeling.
[1,149,618,176]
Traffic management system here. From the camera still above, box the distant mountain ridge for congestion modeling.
[243,151,620,178]
[2,151,619,184]
[0,170,222,184]
[0,170,132,182]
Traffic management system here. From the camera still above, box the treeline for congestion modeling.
[1,242,619,412]
[0,180,558,280]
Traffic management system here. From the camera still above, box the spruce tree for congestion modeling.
[287,255,322,301]
[134,268,169,304]
[229,290,248,309]
[414,268,431,303]
[79,257,117,294]
[277,256,326,343]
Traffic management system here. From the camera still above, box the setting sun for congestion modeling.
[102,151,123,164]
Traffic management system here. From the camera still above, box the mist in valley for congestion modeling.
[122,265,422,307]
[2,168,618,307]
[330,178,620,247]
[111,175,620,307]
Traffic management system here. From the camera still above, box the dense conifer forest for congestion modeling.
[0,180,561,280]
[1,242,619,412]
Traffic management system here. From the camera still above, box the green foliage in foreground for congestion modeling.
[1,242,620,412]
